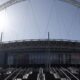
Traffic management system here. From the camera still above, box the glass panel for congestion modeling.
[7,55,13,65]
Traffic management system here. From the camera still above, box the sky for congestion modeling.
[0,0,80,41]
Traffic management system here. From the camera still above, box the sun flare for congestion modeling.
[0,10,9,32]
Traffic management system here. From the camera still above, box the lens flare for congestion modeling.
[0,10,9,32]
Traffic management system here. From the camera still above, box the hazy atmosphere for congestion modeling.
[0,0,80,41]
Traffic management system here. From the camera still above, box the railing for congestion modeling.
[0,39,80,44]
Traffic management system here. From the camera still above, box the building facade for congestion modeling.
[0,39,80,66]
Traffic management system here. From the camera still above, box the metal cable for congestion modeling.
[44,0,54,38]
[28,0,41,39]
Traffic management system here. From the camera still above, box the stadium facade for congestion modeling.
[0,39,80,67]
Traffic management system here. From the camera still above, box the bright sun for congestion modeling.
[0,10,9,32]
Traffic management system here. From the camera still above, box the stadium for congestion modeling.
[0,39,80,67]
[0,39,80,80]
[0,0,80,79]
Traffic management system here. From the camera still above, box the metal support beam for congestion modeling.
[0,0,26,11]
[60,0,80,8]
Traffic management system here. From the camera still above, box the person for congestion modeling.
[37,68,45,80]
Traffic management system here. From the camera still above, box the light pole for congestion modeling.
[0,32,3,42]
